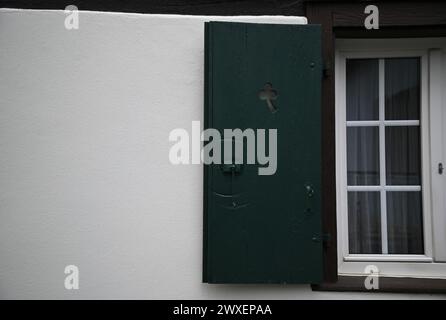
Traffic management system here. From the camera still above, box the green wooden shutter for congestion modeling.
[203,22,322,284]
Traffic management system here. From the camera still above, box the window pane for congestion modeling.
[387,192,424,254]
[385,126,421,185]
[348,192,382,254]
[346,59,379,121]
[385,58,420,120]
[347,127,380,185]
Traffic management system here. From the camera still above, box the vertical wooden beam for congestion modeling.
[306,3,338,283]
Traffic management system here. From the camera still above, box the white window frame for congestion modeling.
[336,38,446,279]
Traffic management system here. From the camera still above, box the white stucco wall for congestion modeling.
[0,9,444,299]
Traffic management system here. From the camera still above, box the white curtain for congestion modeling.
[346,58,423,254]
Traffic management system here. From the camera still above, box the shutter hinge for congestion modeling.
[312,233,332,247]
[323,63,332,78]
